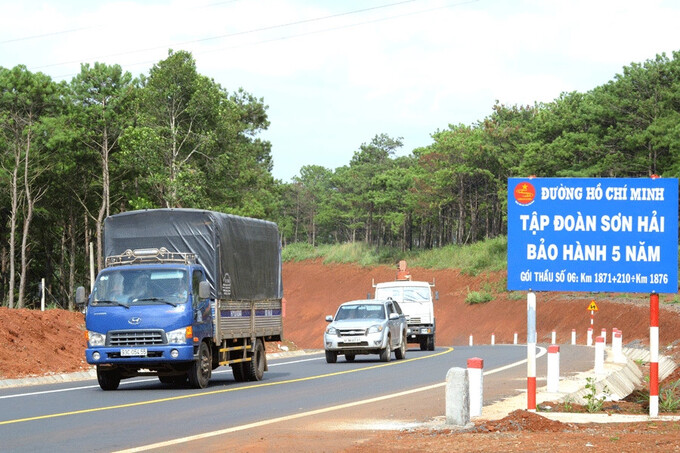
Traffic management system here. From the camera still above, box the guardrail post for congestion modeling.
[612,329,625,363]
[468,358,484,417]
[446,367,470,426]
[594,336,605,374]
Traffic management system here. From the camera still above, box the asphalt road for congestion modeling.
[0,344,594,452]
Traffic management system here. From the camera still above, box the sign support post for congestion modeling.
[650,292,659,417]
[527,291,536,411]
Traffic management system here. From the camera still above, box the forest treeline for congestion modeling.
[2,49,680,309]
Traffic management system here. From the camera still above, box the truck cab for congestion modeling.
[79,248,214,390]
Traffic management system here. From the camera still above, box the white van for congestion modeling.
[373,265,437,351]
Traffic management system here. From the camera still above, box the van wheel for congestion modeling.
[188,342,212,388]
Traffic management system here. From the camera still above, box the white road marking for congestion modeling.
[114,347,539,453]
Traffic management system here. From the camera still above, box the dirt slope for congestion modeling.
[282,260,680,350]
[2,259,680,380]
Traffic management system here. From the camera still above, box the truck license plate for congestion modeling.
[121,348,147,357]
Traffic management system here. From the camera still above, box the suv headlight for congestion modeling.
[166,327,188,344]
[367,325,384,334]
[88,331,106,347]
[326,326,338,336]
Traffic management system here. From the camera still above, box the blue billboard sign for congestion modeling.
[507,177,678,293]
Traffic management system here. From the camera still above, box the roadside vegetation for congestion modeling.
[5,49,680,310]
[282,236,508,276]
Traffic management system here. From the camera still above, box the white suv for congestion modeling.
[324,299,407,363]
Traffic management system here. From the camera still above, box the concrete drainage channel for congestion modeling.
[527,347,678,424]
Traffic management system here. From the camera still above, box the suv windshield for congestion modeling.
[335,304,385,320]
[92,269,189,306]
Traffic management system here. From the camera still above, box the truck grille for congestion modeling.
[109,330,164,346]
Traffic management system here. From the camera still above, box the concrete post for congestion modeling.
[468,358,484,417]
[513,332,518,345]
[551,330,556,344]
[571,329,576,345]
[446,367,470,426]
[612,330,625,363]
[594,336,605,374]
[469,335,473,346]
[587,327,593,346]
[547,345,560,392]
[601,328,607,346]
[491,333,495,345]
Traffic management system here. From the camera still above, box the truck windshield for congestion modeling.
[92,269,189,306]
[376,287,431,302]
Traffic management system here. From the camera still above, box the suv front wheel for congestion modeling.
[325,350,338,363]
[379,336,392,362]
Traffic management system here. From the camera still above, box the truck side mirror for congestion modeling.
[75,286,87,306]
[198,280,211,299]
[435,291,439,301]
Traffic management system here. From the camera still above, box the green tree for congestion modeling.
[66,62,136,270]
[0,65,60,308]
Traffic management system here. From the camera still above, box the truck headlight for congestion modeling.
[166,327,188,344]
[326,326,338,336]
[88,331,106,347]
[367,325,384,334]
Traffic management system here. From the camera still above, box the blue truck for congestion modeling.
[76,208,283,390]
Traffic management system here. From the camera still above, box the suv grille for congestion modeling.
[109,330,164,346]
[337,328,366,336]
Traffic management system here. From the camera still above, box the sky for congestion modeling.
[1,0,679,182]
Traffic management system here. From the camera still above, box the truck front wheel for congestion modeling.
[188,342,212,389]
[427,335,435,351]
[97,366,120,391]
